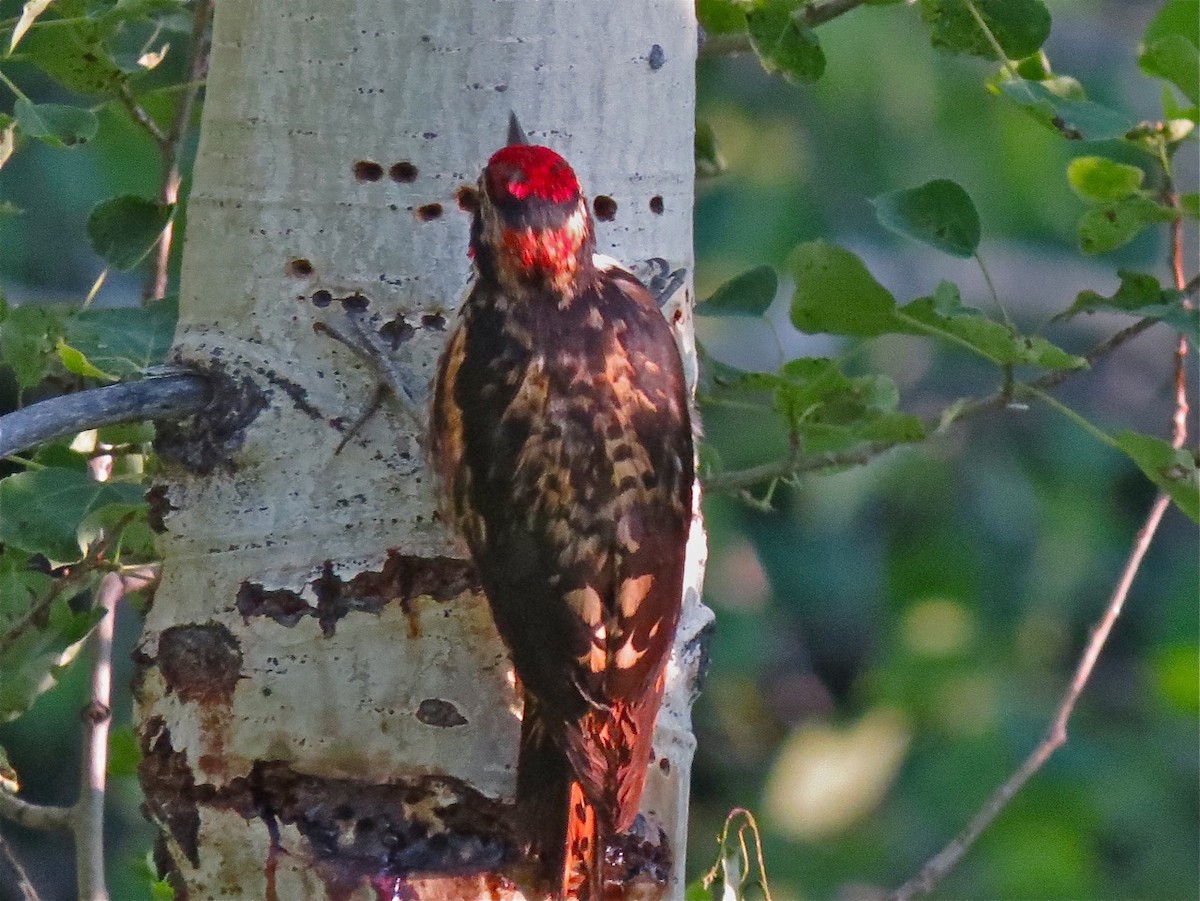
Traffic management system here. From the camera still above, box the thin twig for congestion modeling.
[116,82,169,151]
[0,371,211,459]
[74,566,156,901]
[149,0,213,300]
[701,441,899,493]
[885,490,1176,901]
[0,829,43,901]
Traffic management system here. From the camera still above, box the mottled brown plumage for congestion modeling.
[429,137,692,899]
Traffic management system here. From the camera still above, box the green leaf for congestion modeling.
[897,284,1086,369]
[698,267,778,318]
[1064,270,1180,320]
[0,591,104,722]
[1181,193,1199,218]
[695,120,725,178]
[0,468,146,563]
[56,338,118,381]
[64,296,178,376]
[789,241,899,336]
[8,0,52,53]
[107,725,141,778]
[0,298,62,389]
[1115,431,1199,522]
[1140,35,1200,104]
[86,196,174,270]
[13,99,98,147]
[698,0,748,34]
[1066,156,1145,203]
[871,179,981,258]
[918,0,1051,59]
[746,0,826,84]
[1143,0,1199,48]
[1077,196,1180,255]
[15,17,125,95]
[997,79,1136,141]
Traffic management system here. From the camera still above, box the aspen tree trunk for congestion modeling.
[135,2,709,898]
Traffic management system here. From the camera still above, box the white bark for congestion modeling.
[136,2,709,898]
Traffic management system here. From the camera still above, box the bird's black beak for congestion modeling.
[507,111,528,147]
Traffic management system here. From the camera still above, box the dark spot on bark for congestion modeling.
[139,717,203,867]
[422,132,437,140]
[260,369,323,421]
[154,363,266,475]
[420,313,447,331]
[288,258,314,277]
[389,161,418,183]
[649,195,664,214]
[158,623,243,706]
[455,185,479,213]
[494,84,507,93]
[592,195,618,222]
[416,203,443,222]
[648,44,666,70]
[236,582,312,627]
[354,160,384,182]
[416,698,468,728]
[146,484,175,534]
[658,757,670,773]
[380,316,416,348]
[341,292,370,311]
[312,289,333,308]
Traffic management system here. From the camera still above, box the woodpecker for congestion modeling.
[429,122,693,899]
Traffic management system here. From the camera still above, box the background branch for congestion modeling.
[0,371,211,460]
[0,831,43,901]
[149,0,213,300]
[74,566,157,901]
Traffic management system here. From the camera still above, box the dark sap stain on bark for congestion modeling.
[236,552,478,637]
[258,367,324,422]
[155,363,268,474]
[139,717,205,868]
[236,582,313,627]
[415,698,468,728]
[145,484,175,534]
[158,623,243,706]
[209,762,517,891]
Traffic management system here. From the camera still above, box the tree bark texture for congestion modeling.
[135,2,708,898]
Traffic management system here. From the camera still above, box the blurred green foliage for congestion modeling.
[688,1,1197,898]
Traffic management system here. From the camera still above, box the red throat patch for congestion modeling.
[486,145,580,205]
[500,224,581,274]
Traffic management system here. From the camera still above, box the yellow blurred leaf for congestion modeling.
[764,707,910,840]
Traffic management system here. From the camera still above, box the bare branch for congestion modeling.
[117,82,169,151]
[885,490,1175,901]
[0,830,42,901]
[0,792,72,833]
[701,440,901,493]
[0,371,211,460]
[150,0,214,300]
[75,566,157,901]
